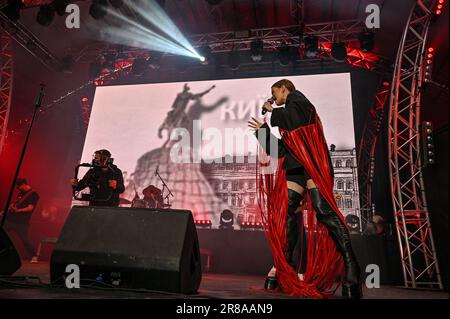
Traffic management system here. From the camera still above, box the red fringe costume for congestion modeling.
[257,116,346,298]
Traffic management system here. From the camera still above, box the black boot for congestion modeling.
[309,188,362,299]
[264,273,279,290]
[264,265,279,290]
[286,189,304,270]
[264,189,303,290]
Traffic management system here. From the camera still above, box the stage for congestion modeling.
[0,262,447,299]
[0,0,448,303]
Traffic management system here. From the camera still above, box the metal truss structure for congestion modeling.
[357,82,390,226]
[0,11,63,71]
[0,31,12,156]
[65,18,380,73]
[188,19,367,53]
[388,0,443,289]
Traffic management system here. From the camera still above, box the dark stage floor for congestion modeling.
[0,262,447,299]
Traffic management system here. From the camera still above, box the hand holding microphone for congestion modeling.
[70,178,78,187]
[261,97,275,115]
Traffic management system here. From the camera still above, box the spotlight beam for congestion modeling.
[98,2,203,60]
[101,25,197,58]
[130,0,200,57]
[103,8,195,57]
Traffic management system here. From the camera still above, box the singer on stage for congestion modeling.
[248,79,362,298]
[71,149,125,207]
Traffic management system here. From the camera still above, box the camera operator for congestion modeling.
[70,149,125,207]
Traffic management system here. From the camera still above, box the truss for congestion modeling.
[0,31,12,156]
[388,0,443,289]
[357,83,390,226]
[65,19,370,62]
[0,11,63,71]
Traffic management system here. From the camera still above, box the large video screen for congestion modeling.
[77,73,360,229]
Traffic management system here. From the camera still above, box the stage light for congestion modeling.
[219,209,234,230]
[278,44,292,66]
[421,121,435,166]
[198,45,212,65]
[424,47,434,83]
[250,40,264,62]
[240,221,264,230]
[37,5,55,26]
[345,214,360,232]
[53,0,70,16]
[434,0,445,16]
[1,0,25,22]
[358,31,375,52]
[195,219,212,228]
[90,0,108,20]
[228,50,240,70]
[109,0,124,8]
[331,42,347,62]
[304,35,318,58]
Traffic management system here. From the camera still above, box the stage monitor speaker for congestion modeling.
[50,206,201,294]
[0,226,22,275]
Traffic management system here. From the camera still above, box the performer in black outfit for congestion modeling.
[71,149,125,207]
[249,79,361,298]
[3,178,39,260]
[253,86,328,285]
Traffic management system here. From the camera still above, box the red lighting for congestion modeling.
[427,53,433,58]
[426,59,432,64]
[438,0,444,3]
[436,9,442,14]
[437,4,443,9]
[382,81,390,87]
[195,219,211,225]
[428,47,434,53]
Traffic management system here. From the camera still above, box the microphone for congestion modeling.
[35,83,46,108]
[262,97,275,115]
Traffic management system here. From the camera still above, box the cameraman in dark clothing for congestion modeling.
[71,149,125,207]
